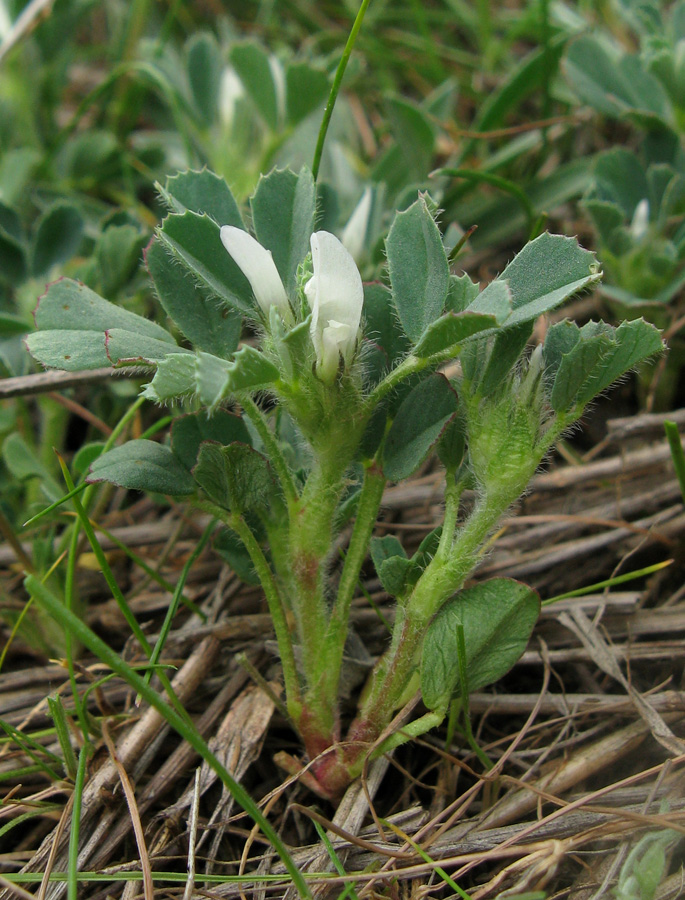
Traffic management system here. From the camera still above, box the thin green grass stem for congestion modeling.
[23,483,88,529]
[542,559,673,606]
[86,521,205,618]
[67,744,90,900]
[47,695,78,780]
[312,0,373,181]
[381,819,473,899]
[64,498,91,743]
[25,574,312,900]
[665,420,685,503]
[456,625,493,772]
[145,518,215,686]
[0,720,62,781]
[439,167,535,230]
[312,820,360,900]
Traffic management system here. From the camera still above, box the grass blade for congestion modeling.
[25,574,312,899]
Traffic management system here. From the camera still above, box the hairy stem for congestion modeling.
[317,460,386,710]
[198,501,302,719]
[240,395,299,507]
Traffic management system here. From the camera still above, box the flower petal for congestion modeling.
[308,231,364,382]
[341,187,372,262]
[309,231,363,332]
[220,225,289,317]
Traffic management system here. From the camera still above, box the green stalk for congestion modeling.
[26,575,312,900]
[288,458,342,715]
[67,744,90,900]
[350,492,517,754]
[318,462,386,705]
[197,501,302,719]
[240,395,299,506]
[435,474,464,562]
[312,0,373,181]
[145,519,215,686]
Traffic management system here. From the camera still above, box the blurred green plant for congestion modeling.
[564,0,685,405]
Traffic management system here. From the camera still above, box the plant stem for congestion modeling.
[199,501,302,719]
[311,0,373,181]
[319,461,386,706]
[436,473,464,561]
[241,395,299,506]
[347,492,514,765]
[365,355,427,410]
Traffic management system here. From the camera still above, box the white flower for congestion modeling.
[268,56,286,127]
[341,187,373,262]
[305,231,364,383]
[630,198,650,242]
[218,68,245,128]
[220,225,291,320]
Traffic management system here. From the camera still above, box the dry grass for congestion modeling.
[1,390,684,899]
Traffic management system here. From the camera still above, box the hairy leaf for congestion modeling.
[383,374,458,481]
[88,440,196,495]
[386,197,449,342]
[421,578,540,712]
[193,442,273,512]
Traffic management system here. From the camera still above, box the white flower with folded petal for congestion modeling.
[305,231,364,384]
[220,225,291,320]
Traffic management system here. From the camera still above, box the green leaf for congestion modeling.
[157,211,255,315]
[386,197,450,342]
[476,233,601,327]
[437,415,466,471]
[0,311,30,335]
[33,278,175,342]
[387,95,435,182]
[186,33,222,126]
[195,346,280,409]
[27,328,184,371]
[0,206,26,283]
[378,557,415,597]
[421,578,540,712]
[96,224,145,296]
[171,408,251,471]
[476,321,535,398]
[87,440,196,495]
[592,148,650,218]
[548,319,664,415]
[146,238,242,357]
[285,62,329,126]
[143,353,196,402]
[160,169,244,227]
[370,536,414,596]
[413,310,500,358]
[213,528,259,584]
[564,35,671,125]
[250,167,315,293]
[31,203,84,277]
[229,42,281,131]
[2,433,62,501]
[362,282,411,385]
[475,35,567,132]
[383,374,458,481]
[193,441,273,513]
[445,273,480,313]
